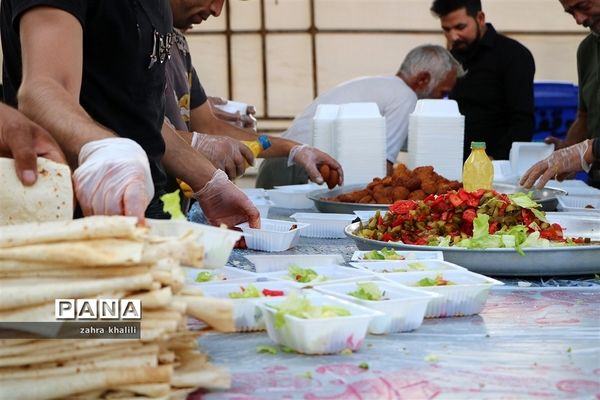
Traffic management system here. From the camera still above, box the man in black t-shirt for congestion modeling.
[430,0,535,161]
[1,1,259,227]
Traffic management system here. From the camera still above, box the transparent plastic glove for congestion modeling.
[288,144,344,187]
[193,169,260,228]
[192,132,254,179]
[73,138,154,221]
[520,140,592,189]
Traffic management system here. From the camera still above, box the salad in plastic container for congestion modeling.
[316,281,440,334]
[382,270,503,318]
[258,291,382,354]
[264,265,371,286]
[351,248,444,261]
[349,259,465,274]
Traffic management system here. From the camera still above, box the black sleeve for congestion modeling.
[496,43,536,157]
[189,66,207,110]
[593,138,600,161]
[11,0,87,31]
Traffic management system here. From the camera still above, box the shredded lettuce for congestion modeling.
[408,262,427,271]
[364,248,404,260]
[195,271,214,283]
[414,273,454,287]
[288,265,320,283]
[347,282,386,301]
[228,284,261,299]
[160,190,186,220]
[509,192,548,223]
[270,292,351,328]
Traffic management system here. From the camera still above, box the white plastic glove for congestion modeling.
[193,169,260,228]
[73,138,154,221]
[288,144,344,187]
[192,132,254,179]
[520,140,592,189]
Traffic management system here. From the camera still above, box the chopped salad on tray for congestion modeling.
[356,189,589,254]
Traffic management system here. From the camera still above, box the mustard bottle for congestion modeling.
[240,135,271,168]
[462,141,494,192]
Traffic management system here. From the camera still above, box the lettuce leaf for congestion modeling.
[347,282,385,301]
[228,284,261,299]
[270,292,351,329]
[160,190,186,220]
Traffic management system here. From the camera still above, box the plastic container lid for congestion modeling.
[257,135,271,151]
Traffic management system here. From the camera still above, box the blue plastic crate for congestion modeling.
[533,82,578,141]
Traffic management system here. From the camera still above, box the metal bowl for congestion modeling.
[309,183,567,214]
[344,213,600,277]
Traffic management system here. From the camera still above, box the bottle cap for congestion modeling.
[470,141,486,149]
[258,135,272,151]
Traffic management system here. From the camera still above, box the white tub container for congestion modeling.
[315,280,440,334]
[184,266,256,284]
[350,250,444,262]
[290,213,357,238]
[349,260,464,274]
[148,219,241,269]
[236,218,309,252]
[244,254,345,273]
[258,292,382,354]
[264,265,372,286]
[200,281,302,332]
[267,183,320,209]
[382,270,503,318]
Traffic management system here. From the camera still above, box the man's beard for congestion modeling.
[451,23,481,56]
[584,15,600,35]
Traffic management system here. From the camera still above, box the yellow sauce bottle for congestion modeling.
[462,141,494,192]
[240,135,272,168]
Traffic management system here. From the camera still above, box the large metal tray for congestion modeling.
[309,183,567,214]
[344,213,600,277]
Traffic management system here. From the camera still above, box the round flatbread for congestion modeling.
[0,157,73,225]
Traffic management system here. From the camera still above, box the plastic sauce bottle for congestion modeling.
[240,135,272,168]
[462,141,494,192]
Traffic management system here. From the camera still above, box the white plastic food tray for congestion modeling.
[349,259,464,274]
[200,281,301,331]
[184,266,256,284]
[236,218,309,252]
[244,254,345,273]
[268,183,320,209]
[382,270,503,318]
[557,195,600,213]
[264,265,372,286]
[148,219,241,269]
[351,250,444,262]
[290,213,356,238]
[258,292,382,354]
[315,280,439,334]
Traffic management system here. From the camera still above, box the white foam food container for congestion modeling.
[509,142,554,176]
[264,265,372,287]
[350,250,444,262]
[147,219,241,269]
[315,280,440,334]
[381,270,503,318]
[290,213,356,238]
[557,195,600,213]
[242,188,268,199]
[244,254,345,273]
[183,266,256,284]
[200,281,302,332]
[258,291,382,354]
[267,184,319,209]
[236,218,309,252]
[349,259,464,274]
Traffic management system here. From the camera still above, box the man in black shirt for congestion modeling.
[430,0,535,161]
[1,1,259,227]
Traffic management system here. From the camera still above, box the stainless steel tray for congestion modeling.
[344,213,600,277]
[309,183,567,213]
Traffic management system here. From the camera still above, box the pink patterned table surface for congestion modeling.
[194,288,600,400]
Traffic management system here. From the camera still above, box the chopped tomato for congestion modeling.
[462,209,477,223]
[489,222,499,234]
[389,200,418,214]
[381,232,394,242]
[458,189,470,201]
[262,289,284,297]
[448,193,463,207]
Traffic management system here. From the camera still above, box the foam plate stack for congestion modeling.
[312,104,340,155]
[407,99,464,181]
[334,103,386,185]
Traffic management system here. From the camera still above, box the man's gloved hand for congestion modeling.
[193,169,260,228]
[520,140,592,189]
[73,138,154,221]
[192,132,254,179]
[288,144,344,188]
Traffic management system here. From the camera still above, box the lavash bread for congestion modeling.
[0,157,73,225]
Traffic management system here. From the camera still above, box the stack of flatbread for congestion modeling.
[0,216,235,400]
